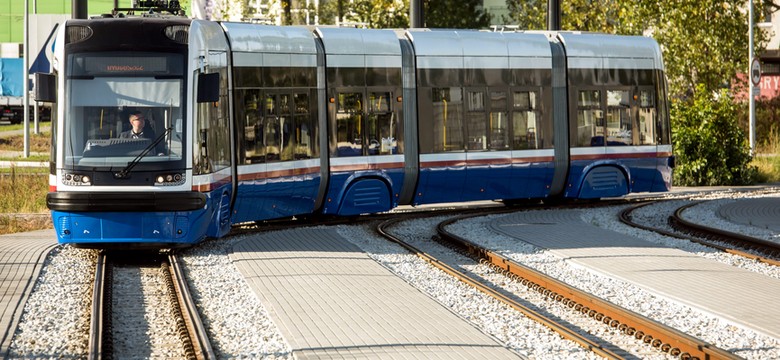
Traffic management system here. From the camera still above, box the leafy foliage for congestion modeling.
[504,0,769,100]
[671,85,758,186]
[634,0,769,98]
[344,0,410,28]
[504,0,640,34]
[424,0,492,29]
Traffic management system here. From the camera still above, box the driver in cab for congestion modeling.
[120,111,156,139]
[120,110,165,155]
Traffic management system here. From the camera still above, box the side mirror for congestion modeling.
[197,72,219,103]
[34,73,56,103]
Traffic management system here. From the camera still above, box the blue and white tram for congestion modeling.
[37,16,673,248]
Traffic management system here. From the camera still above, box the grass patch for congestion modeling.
[752,127,780,183]
[0,170,49,213]
[0,215,52,235]
[0,130,51,153]
[0,167,48,174]
[0,154,49,162]
[0,169,51,235]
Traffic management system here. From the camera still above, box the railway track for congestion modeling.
[376,213,740,360]
[88,252,214,359]
[620,201,780,267]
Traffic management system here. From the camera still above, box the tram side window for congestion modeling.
[657,78,672,145]
[432,87,464,152]
[262,94,294,162]
[195,68,230,174]
[367,92,398,155]
[489,91,509,150]
[466,91,487,151]
[240,89,264,164]
[606,90,632,146]
[336,92,363,157]
[512,91,540,150]
[576,90,603,147]
[638,89,657,145]
[293,92,314,159]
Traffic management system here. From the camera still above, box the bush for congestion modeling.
[671,85,758,186]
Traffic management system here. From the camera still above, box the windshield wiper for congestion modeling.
[114,127,172,179]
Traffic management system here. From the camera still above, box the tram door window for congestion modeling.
[195,68,230,175]
[336,92,363,157]
[263,93,298,162]
[466,90,487,151]
[432,87,464,152]
[489,91,509,150]
[240,89,264,164]
[606,89,632,146]
[637,88,657,145]
[367,92,397,155]
[293,92,314,159]
[238,90,315,163]
[576,90,604,147]
[512,91,540,150]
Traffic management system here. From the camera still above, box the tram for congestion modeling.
[35,8,673,248]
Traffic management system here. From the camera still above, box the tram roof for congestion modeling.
[315,27,402,56]
[220,22,318,54]
[557,32,663,65]
[405,29,552,59]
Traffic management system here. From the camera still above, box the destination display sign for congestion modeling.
[69,52,183,76]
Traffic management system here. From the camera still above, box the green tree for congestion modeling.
[345,0,409,28]
[672,85,757,186]
[425,0,492,29]
[505,0,770,99]
[505,0,640,34]
[635,0,769,98]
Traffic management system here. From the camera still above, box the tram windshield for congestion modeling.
[63,52,186,168]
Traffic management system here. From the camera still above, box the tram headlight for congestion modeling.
[155,173,186,186]
[62,172,92,186]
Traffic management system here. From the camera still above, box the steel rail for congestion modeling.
[88,252,108,360]
[376,218,626,360]
[436,215,741,360]
[620,202,780,267]
[669,201,780,263]
[168,254,216,360]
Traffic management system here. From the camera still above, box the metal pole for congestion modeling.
[410,0,423,28]
[749,0,756,156]
[73,0,88,19]
[33,0,39,135]
[547,0,560,30]
[23,0,30,157]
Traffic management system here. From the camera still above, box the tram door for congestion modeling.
[258,90,315,215]
[632,86,661,192]
[333,90,397,157]
[463,88,513,201]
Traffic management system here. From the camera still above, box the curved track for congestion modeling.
[375,218,626,360]
[424,213,738,360]
[620,201,780,267]
[88,252,215,359]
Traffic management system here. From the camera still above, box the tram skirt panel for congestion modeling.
[338,178,392,216]
[578,166,628,199]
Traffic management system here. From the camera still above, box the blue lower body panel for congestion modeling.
[322,169,403,216]
[566,156,673,198]
[415,160,554,205]
[52,208,211,248]
[232,173,320,223]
